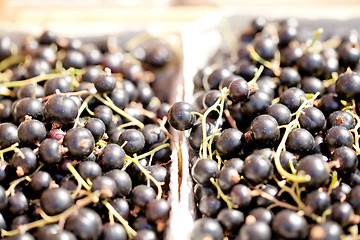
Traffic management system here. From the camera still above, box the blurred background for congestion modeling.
[1,0,360,29]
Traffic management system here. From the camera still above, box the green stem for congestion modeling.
[249,46,281,76]
[92,93,144,129]
[273,93,320,183]
[308,28,324,52]
[74,95,94,128]
[0,143,23,164]
[0,69,74,88]
[1,191,100,237]
[67,163,91,191]
[210,177,235,209]
[126,156,163,199]
[103,201,137,239]
[137,143,169,159]
[0,55,26,72]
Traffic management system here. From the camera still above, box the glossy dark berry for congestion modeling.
[206,68,233,90]
[305,190,331,215]
[230,184,252,208]
[94,74,116,94]
[44,94,78,125]
[279,67,301,87]
[228,77,249,102]
[85,118,106,142]
[215,128,243,158]
[145,199,170,224]
[101,223,127,240]
[325,126,354,150]
[199,195,222,217]
[190,218,223,240]
[301,76,324,95]
[330,202,354,227]
[332,146,357,174]
[13,97,43,123]
[279,87,306,112]
[279,151,297,173]
[168,101,195,131]
[106,169,132,197]
[251,114,280,147]
[243,154,273,185]
[40,187,73,216]
[191,158,219,186]
[286,128,315,155]
[65,207,103,240]
[248,207,274,224]
[78,161,102,180]
[236,222,272,240]
[299,107,325,134]
[98,144,126,171]
[309,221,343,240]
[44,76,72,95]
[110,198,130,221]
[118,129,145,156]
[62,50,86,69]
[30,171,52,194]
[18,119,46,145]
[39,138,62,164]
[0,123,19,149]
[218,167,241,192]
[327,110,355,129]
[91,176,117,200]
[63,127,95,158]
[93,105,113,127]
[216,208,244,232]
[133,229,157,240]
[335,70,360,100]
[8,191,28,215]
[297,154,330,189]
[241,91,272,118]
[266,103,291,125]
[130,185,156,209]
[297,52,324,77]
[9,148,37,176]
[254,37,276,60]
[272,209,308,239]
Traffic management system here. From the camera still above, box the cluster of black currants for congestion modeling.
[0,29,177,240]
[168,17,360,239]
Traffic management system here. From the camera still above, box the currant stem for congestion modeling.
[248,46,281,76]
[1,191,101,237]
[273,93,320,183]
[92,93,144,129]
[126,155,163,199]
[210,177,235,209]
[0,142,23,164]
[66,163,91,191]
[0,55,27,73]
[103,200,137,239]
[136,143,169,160]
[74,95,94,128]
[0,68,76,88]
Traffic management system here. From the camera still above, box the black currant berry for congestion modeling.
[44,94,78,126]
[272,209,308,239]
[168,102,195,131]
[40,187,73,216]
[118,129,145,156]
[63,127,95,158]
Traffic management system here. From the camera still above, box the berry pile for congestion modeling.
[0,30,177,239]
[168,18,360,239]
